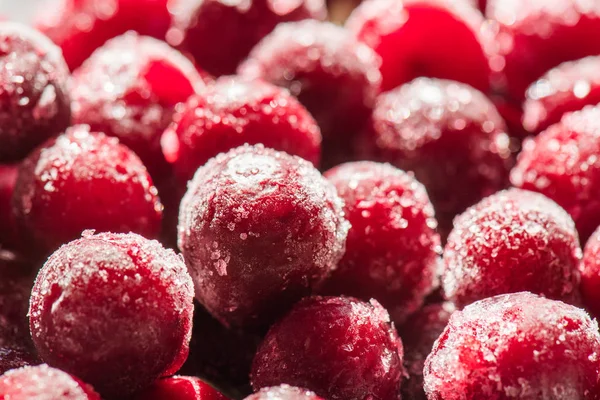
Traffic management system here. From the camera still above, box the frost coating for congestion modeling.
[246,385,324,400]
[580,226,600,318]
[424,292,600,400]
[178,144,349,328]
[29,232,194,398]
[443,188,581,308]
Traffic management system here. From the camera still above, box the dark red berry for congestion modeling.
[0,165,18,249]
[35,0,171,71]
[0,364,100,399]
[13,125,163,255]
[71,32,206,179]
[322,161,440,324]
[487,0,600,102]
[178,144,349,328]
[167,0,326,77]
[251,296,404,400]
[0,346,40,375]
[162,76,322,184]
[399,302,455,400]
[239,20,381,166]
[134,376,229,400]
[359,78,512,237]
[0,22,71,163]
[424,292,600,399]
[29,232,194,398]
[346,0,491,93]
[523,56,600,135]
[580,226,600,318]
[245,385,323,400]
[511,105,600,242]
[443,189,581,308]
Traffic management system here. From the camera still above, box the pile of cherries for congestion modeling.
[4,0,600,399]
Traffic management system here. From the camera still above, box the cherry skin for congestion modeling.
[134,376,229,400]
[579,226,600,319]
[29,232,195,398]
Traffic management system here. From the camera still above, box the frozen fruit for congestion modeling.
[162,76,322,184]
[398,302,454,400]
[359,78,512,236]
[0,165,18,249]
[134,376,229,400]
[424,292,600,399]
[239,20,381,165]
[13,125,163,255]
[167,0,326,77]
[346,0,491,93]
[0,251,34,348]
[71,32,205,179]
[0,346,40,375]
[442,189,581,308]
[523,56,600,135]
[246,385,323,400]
[0,22,71,163]
[29,232,194,398]
[322,161,440,324]
[35,0,171,71]
[580,226,600,318]
[251,296,404,400]
[0,364,100,399]
[179,304,260,398]
[179,144,348,328]
[511,105,600,242]
[487,0,600,102]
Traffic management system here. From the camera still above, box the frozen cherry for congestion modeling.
[71,32,205,178]
[346,0,491,93]
[0,22,71,163]
[0,346,40,375]
[398,302,454,400]
[134,376,229,400]
[0,364,100,399]
[13,125,163,255]
[239,20,381,165]
[523,56,600,135]
[162,76,322,184]
[322,161,441,324]
[246,385,323,400]
[424,292,600,399]
[35,0,171,71]
[487,0,600,102]
[580,226,600,318]
[442,188,581,308]
[167,0,326,77]
[29,232,194,398]
[0,165,18,249]
[178,144,348,328]
[251,296,404,400]
[511,105,600,242]
[360,78,512,236]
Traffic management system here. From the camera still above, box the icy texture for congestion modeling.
[13,125,163,255]
[168,0,326,76]
[239,20,381,166]
[486,0,600,101]
[346,0,491,93]
[580,226,600,318]
[0,164,18,248]
[134,376,229,400]
[178,144,349,328]
[0,364,100,399]
[162,76,322,184]
[29,232,194,398]
[399,302,454,400]
[511,105,600,242]
[443,188,581,308]
[246,385,323,400]
[524,56,600,135]
[71,32,205,178]
[424,292,600,399]
[35,0,171,70]
[360,77,512,236]
[322,161,441,324]
[251,296,404,400]
[0,346,40,375]
[0,22,71,162]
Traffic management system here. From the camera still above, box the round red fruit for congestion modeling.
[246,385,323,400]
[579,226,600,318]
[134,376,229,400]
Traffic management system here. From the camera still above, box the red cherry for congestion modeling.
[245,385,323,400]
[134,376,229,400]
